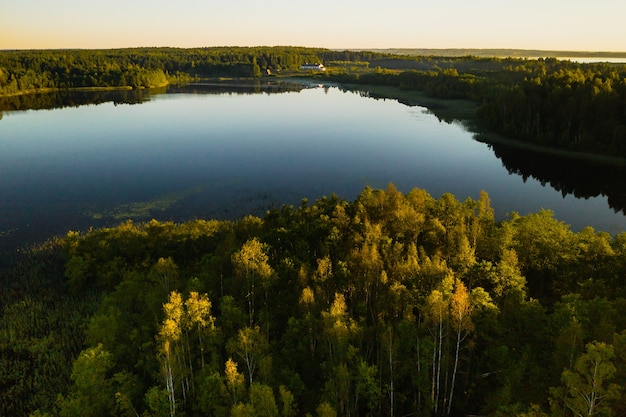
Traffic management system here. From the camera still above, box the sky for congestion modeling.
[2,0,626,52]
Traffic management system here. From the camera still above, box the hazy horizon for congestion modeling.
[2,46,626,54]
[2,0,625,52]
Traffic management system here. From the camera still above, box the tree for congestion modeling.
[550,341,621,417]
[144,386,171,417]
[185,291,215,369]
[227,326,270,386]
[231,402,256,417]
[423,287,450,415]
[57,344,114,417]
[354,359,380,416]
[493,248,527,305]
[249,382,279,417]
[251,57,262,78]
[159,291,184,417]
[447,280,473,415]
[150,257,180,294]
[278,385,297,417]
[225,358,246,405]
[321,293,356,367]
[232,238,274,326]
[316,401,337,417]
[510,209,574,300]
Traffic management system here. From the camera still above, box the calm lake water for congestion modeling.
[2,81,626,255]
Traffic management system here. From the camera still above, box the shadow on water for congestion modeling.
[0,89,152,113]
[0,80,308,115]
[490,143,626,215]
[166,79,308,95]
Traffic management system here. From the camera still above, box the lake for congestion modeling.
[2,80,626,256]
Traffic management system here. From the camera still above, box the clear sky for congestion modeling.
[2,0,625,51]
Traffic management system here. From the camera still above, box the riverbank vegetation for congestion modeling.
[2,185,626,417]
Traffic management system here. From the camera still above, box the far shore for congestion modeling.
[0,83,167,98]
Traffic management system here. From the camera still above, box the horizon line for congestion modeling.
[2,46,626,55]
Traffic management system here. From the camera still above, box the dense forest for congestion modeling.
[2,185,626,417]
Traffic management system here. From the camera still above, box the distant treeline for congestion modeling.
[363,48,626,58]
[0,47,385,94]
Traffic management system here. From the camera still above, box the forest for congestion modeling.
[0,47,384,94]
[2,185,626,417]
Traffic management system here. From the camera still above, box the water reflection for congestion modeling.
[0,80,309,116]
[490,144,626,215]
[166,80,309,95]
[0,89,151,114]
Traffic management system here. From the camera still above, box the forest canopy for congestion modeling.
[2,185,626,417]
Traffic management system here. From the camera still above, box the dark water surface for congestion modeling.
[2,81,626,254]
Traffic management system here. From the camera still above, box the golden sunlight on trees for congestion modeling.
[232,238,274,327]
[15,185,626,417]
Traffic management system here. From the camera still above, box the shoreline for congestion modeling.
[330,82,626,168]
[0,83,166,98]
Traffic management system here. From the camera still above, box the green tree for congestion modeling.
[550,341,621,417]
[448,280,473,415]
[249,382,279,417]
[251,57,262,78]
[227,326,270,385]
[316,401,338,417]
[278,385,297,417]
[144,386,170,417]
[231,402,256,417]
[159,291,184,417]
[232,238,274,326]
[225,358,246,405]
[185,291,215,369]
[57,344,114,417]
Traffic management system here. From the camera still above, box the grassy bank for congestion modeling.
[0,82,173,98]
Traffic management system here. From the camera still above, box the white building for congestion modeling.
[300,63,326,71]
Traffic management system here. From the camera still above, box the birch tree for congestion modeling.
[447,280,473,416]
[551,341,621,417]
[225,358,245,405]
[232,238,274,327]
[424,289,449,415]
[227,326,269,386]
[185,291,215,369]
[159,291,184,417]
